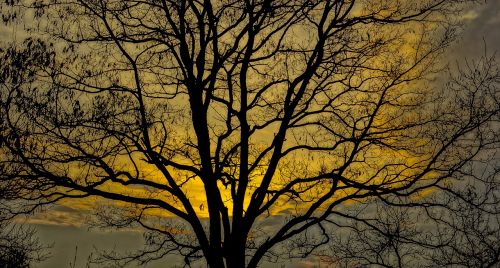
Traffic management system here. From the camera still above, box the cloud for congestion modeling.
[461,10,480,21]
[23,209,87,228]
[21,199,99,227]
[450,1,500,59]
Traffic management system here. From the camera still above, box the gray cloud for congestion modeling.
[451,0,500,58]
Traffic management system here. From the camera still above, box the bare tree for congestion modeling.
[0,220,49,268]
[320,158,500,268]
[1,170,50,267]
[318,58,500,268]
[0,0,499,267]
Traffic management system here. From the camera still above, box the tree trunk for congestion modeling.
[225,248,246,268]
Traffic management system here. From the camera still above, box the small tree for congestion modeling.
[1,0,498,267]
[1,177,49,267]
[0,221,48,268]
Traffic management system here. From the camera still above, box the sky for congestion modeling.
[450,0,500,59]
[4,0,499,267]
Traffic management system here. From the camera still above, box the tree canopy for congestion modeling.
[0,0,499,267]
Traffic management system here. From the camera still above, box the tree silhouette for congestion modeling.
[316,57,500,268]
[0,221,48,268]
[1,173,50,267]
[0,0,499,267]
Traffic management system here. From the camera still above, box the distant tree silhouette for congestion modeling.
[1,0,499,267]
[0,222,46,268]
[1,184,49,267]
[321,165,500,268]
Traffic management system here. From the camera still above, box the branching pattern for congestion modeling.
[0,0,499,267]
